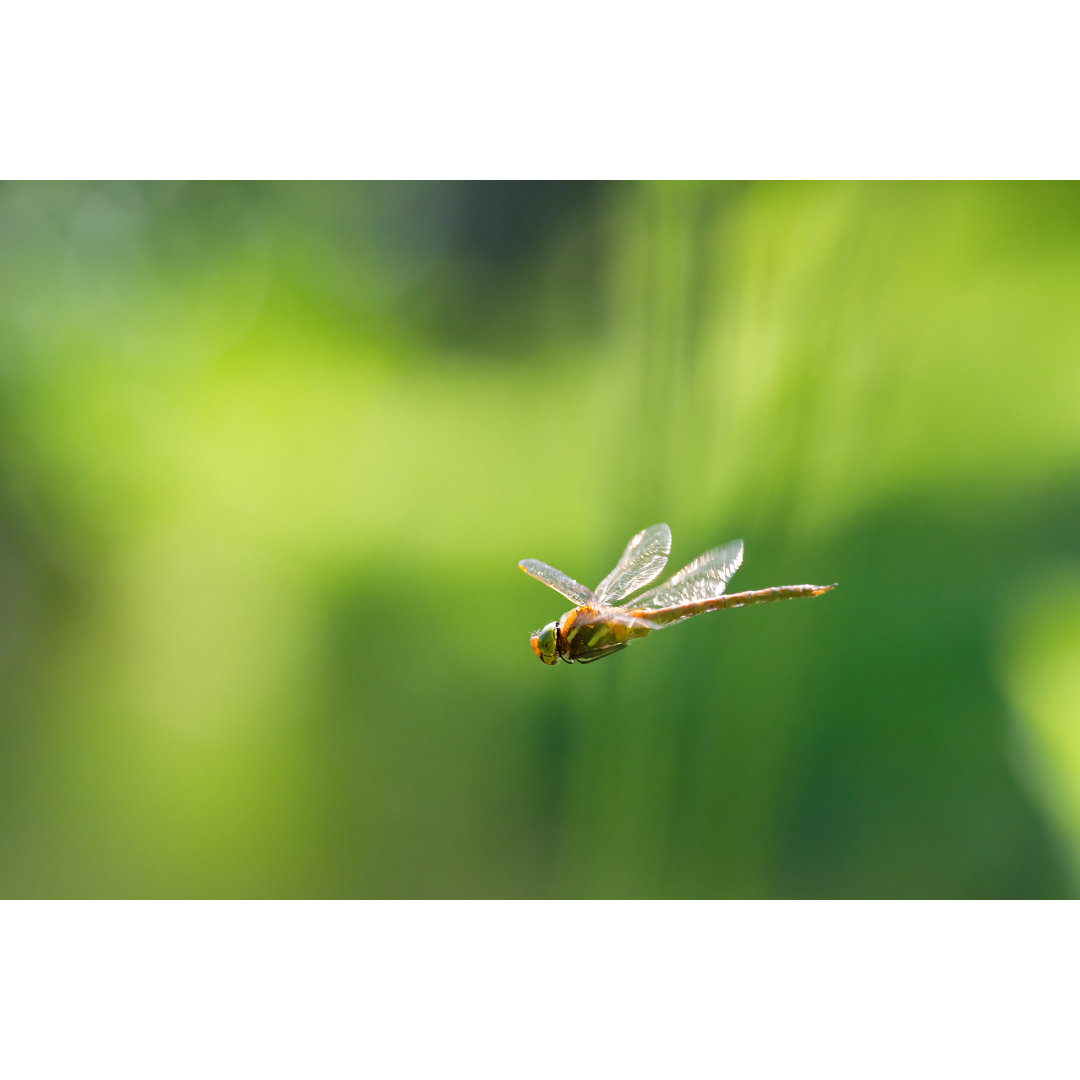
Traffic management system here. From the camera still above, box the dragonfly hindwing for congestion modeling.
[632,538,744,609]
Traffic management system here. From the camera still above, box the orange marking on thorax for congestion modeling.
[560,606,593,631]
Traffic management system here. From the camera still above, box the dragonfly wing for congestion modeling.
[631,538,744,610]
[605,610,664,632]
[519,559,598,606]
[594,523,672,604]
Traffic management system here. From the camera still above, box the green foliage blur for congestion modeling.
[1,181,1078,898]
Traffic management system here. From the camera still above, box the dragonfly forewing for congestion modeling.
[593,523,672,604]
[518,559,598,607]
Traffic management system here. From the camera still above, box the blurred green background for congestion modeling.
[0,181,1077,898]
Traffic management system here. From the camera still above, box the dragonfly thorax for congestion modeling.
[530,621,561,665]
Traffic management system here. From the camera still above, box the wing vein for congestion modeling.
[594,523,673,604]
[631,538,744,611]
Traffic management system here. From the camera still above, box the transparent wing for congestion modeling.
[630,538,744,610]
[519,559,597,606]
[594,523,673,605]
[603,610,664,632]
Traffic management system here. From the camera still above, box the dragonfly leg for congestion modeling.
[573,642,630,664]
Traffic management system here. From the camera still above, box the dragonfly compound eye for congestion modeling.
[531,622,560,665]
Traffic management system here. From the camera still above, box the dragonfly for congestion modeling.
[519,523,836,665]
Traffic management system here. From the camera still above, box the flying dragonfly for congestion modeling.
[519,524,836,665]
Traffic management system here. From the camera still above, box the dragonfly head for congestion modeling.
[530,621,560,665]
